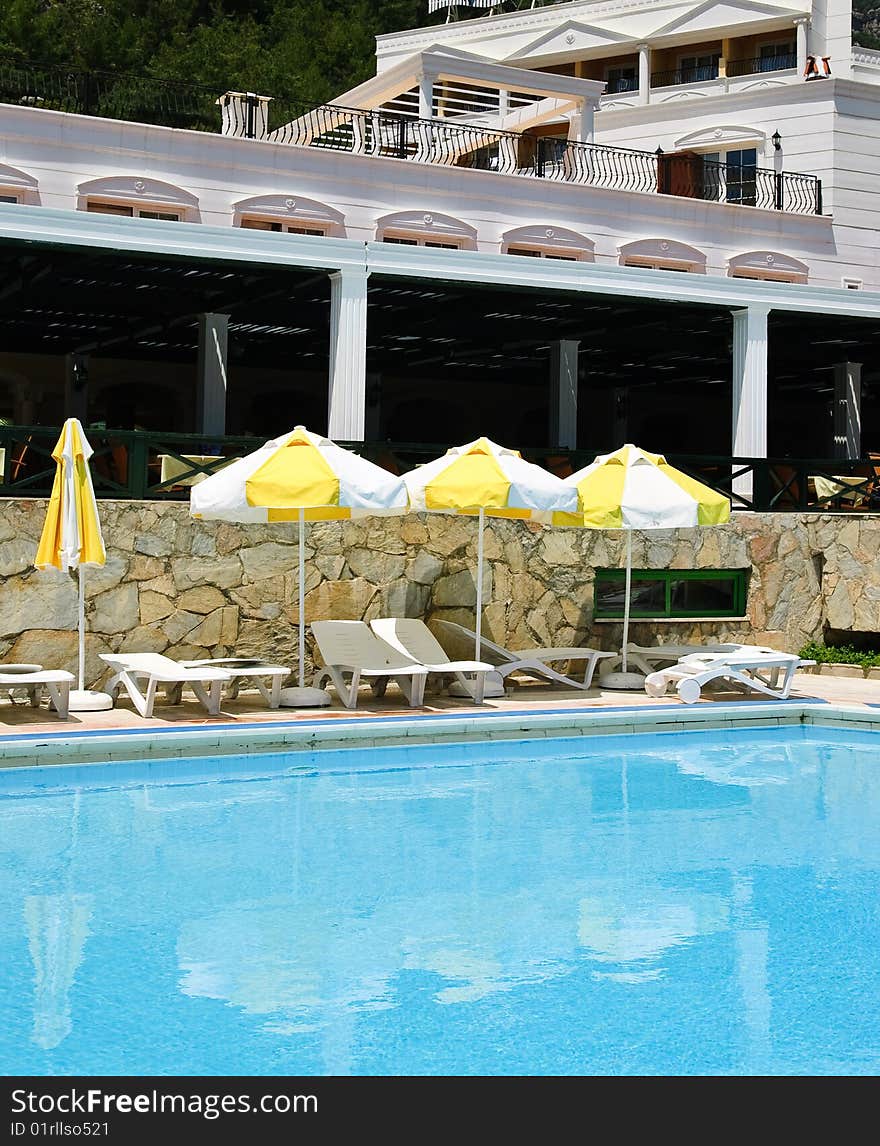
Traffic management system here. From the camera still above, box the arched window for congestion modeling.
[728,251,808,283]
[233,194,345,237]
[77,177,199,222]
[0,162,39,206]
[619,238,706,273]
[375,211,477,250]
[502,225,594,262]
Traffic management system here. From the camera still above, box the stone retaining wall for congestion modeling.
[1,499,878,688]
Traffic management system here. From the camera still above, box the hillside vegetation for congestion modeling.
[1,2,877,99]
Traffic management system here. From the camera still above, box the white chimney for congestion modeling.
[216,91,272,140]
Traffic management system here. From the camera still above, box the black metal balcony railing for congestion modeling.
[0,54,823,216]
[2,426,878,514]
[726,52,798,78]
[604,76,639,94]
[650,64,719,88]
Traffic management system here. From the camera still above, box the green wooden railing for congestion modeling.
[1,425,878,513]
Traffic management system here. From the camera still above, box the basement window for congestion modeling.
[594,568,748,620]
[507,247,579,260]
[383,235,459,248]
[86,201,180,221]
[240,218,324,235]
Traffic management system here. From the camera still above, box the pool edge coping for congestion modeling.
[1,699,877,773]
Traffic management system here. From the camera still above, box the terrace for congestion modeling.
[0,55,823,216]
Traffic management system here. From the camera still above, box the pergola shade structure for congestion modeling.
[0,235,878,469]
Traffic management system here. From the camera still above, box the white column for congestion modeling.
[549,340,579,448]
[795,18,810,75]
[638,43,651,105]
[196,313,229,436]
[731,306,769,502]
[833,361,862,459]
[328,268,369,440]
[64,353,89,423]
[572,99,597,143]
[418,72,434,119]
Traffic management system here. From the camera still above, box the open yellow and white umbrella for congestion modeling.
[404,437,578,660]
[35,418,112,711]
[555,444,730,688]
[191,426,408,706]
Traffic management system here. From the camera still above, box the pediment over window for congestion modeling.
[77,176,199,215]
[728,250,808,277]
[0,162,39,203]
[0,162,38,190]
[673,125,766,150]
[376,210,477,245]
[502,225,594,257]
[233,194,345,234]
[619,238,707,267]
[507,20,630,63]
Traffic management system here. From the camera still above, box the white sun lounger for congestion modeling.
[600,642,776,679]
[0,664,75,720]
[311,620,429,709]
[177,658,291,709]
[99,653,232,719]
[370,618,496,704]
[644,649,816,704]
[433,620,615,690]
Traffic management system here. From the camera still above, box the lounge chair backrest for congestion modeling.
[432,620,511,667]
[311,620,420,671]
[371,619,450,665]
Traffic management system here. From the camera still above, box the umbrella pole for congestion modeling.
[601,528,644,690]
[475,508,485,661]
[77,565,85,692]
[621,529,632,673]
[298,508,305,690]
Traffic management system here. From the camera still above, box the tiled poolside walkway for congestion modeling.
[1,670,877,737]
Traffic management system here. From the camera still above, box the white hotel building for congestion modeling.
[0,0,878,505]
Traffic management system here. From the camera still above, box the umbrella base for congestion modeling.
[600,671,648,692]
[68,689,115,712]
[279,686,333,708]
[448,672,507,699]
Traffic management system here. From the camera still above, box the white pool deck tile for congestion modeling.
[0,670,877,772]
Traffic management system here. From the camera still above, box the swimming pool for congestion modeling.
[1,722,879,1075]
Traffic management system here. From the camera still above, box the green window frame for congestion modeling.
[594,568,748,620]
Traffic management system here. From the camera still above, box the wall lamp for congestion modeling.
[771,129,782,151]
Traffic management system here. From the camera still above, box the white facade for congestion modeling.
[0,0,878,459]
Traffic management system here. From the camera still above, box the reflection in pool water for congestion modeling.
[1,725,879,1075]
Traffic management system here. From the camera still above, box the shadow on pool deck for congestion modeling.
[0,671,875,736]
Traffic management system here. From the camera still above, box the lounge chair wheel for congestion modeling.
[644,672,668,698]
[677,678,702,704]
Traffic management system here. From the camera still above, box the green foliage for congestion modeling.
[854,0,880,50]
[799,640,880,668]
[0,1,432,103]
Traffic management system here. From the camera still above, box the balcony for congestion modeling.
[0,54,823,216]
[726,52,797,78]
[651,64,719,89]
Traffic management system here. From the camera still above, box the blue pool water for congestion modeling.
[1,723,879,1076]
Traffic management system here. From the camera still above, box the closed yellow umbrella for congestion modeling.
[35,418,112,711]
